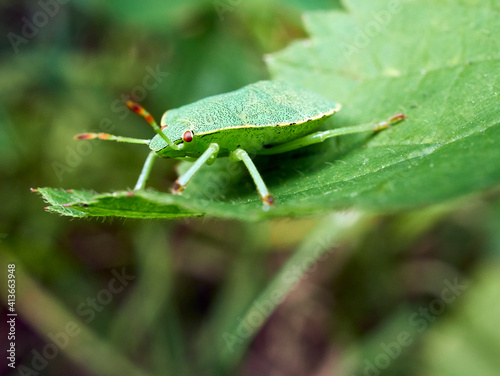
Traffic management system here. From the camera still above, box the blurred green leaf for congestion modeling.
[37,0,500,219]
[421,262,500,376]
[73,0,214,30]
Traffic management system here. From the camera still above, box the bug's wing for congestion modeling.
[235,81,340,126]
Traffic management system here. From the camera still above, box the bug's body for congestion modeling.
[151,81,341,158]
[76,80,404,208]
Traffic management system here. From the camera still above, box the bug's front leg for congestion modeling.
[171,143,220,194]
[134,151,157,190]
[230,149,274,208]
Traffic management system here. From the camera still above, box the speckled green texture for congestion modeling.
[150,80,340,157]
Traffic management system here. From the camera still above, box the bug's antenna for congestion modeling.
[74,133,149,144]
[126,100,181,150]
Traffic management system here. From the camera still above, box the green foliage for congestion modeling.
[36,188,203,219]
[422,262,500,376]
[268,0,500,208]
[37,0,500,219]
[3,1,500,375]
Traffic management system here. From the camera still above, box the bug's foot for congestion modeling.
[261,194,275,210]
[389,113,406,123]
[374,113,406,131]
[171,181,185,195]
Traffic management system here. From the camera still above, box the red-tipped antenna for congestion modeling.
[126,100,181,149]
[73,132,149,144]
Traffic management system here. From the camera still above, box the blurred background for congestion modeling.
[1,0,500,375]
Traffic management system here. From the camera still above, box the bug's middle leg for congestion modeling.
[172,143,220,194]
[230,149,274,207]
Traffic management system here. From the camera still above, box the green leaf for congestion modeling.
[37,0,500,219]
[266,0,500,209]
[34,188,203,219]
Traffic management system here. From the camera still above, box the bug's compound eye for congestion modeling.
[182,130,194,142]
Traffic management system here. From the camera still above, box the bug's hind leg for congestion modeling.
[230,149,274,208]
[172,143,220,194]
[259,113,406,155]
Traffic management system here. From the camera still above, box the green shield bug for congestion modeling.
[76,80,405,208]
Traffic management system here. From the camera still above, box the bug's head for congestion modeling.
[120,101,190,154]
[145,111,197,155]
